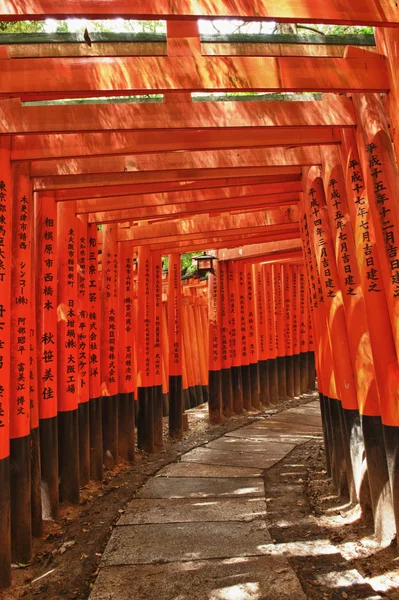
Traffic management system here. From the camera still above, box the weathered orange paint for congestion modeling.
[100,224,119,396]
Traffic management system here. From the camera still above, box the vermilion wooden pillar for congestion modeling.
[237,262,252,410]
[208,259,222,423]
[227,261,243,414]
[298,265,309,393]
[29,225,42,539]
[0,138,12,588]
[254,263,269,406]
[219,262,233,417]
[152,251,164,447]
[291,264,301,397]
[274,263,286,401]
[87,223,103,480]
[57,201,79,503]
[77,214,90,485]
[339,131,399,540]
[283,263,294,398]
[264,264,278,403]
[101,224,119,467]
[168,254,183,438]
[137,245,154,453]
[35,192,59,519]
[246,264,260,409]
[118,241,135,461]
[307,305,316,391]
[352,95,399,539]
[10,162,32,561]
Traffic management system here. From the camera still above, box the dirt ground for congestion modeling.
[4,396,399,600]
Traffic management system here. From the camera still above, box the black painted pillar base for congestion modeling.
[102,394,119,469]
[30,426,42,538]
[39,416,59,519]
[195,385,204,407]
[221,367,233,418]
[89,397,103,481]
[300,352,308,393]
[78,401,90,486]
[249,363,260,409]
[293,353,301,397]
[361,416,396,542]
[162,392,169,417]
[10,435,32,562]
[208,369,222,423]
[183,388,190,411]
[341,407,364,505]
[169,375,183,439]
[307,351,316,391]
[0,457,10,589]
[319,394,332,477]
[327,398,349,498]
[188,386,197,409]
[118,392,135,461]
[58,409,80,504]
[153,385,164,448]
[241,364,252,411]
[285,355,295,399]
[201,386,209,405]
[276,356,287,401]
[382,424,399,544]
[137,386,154,454]
[258,360,269,406]
[231,366,243,414]
[268,358,278,404]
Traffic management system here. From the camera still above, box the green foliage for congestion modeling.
[0,20,45,33]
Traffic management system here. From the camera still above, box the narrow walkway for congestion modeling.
[90,401,323,600]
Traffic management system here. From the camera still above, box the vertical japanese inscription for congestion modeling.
[88,224,100,399]
[77,216,89,403]
[0,165,11,457]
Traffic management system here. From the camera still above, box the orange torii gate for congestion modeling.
[2,13,399,591]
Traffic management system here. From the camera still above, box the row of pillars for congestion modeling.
[298,93,399,547]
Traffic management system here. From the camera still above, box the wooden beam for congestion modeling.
[0,55,388,100]
[73,180,301,213]
[33,167,302,191]
[0,97,356,134]
[1,0,398,27]
[30,146,321,177]
[55,177,303,201]
[218,239,301,261]
[118,208,298,243]
[11,128,340,161]
[86,195,299,223]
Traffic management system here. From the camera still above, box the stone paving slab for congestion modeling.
[157,461,263,478]
[91,555,307,600]
[102,520,271,566]
[225,427,322,444]
[118,497,266,525]
[249,418,322,433]
[270,412,322,428]
[205,437,296,456]
[136,476,264,499]
[180,447,280,469]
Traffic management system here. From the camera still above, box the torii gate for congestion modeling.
[1,5,399,590]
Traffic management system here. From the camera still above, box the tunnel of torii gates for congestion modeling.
[4,1,399,590]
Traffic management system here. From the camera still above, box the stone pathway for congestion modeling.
[90,401,323,600]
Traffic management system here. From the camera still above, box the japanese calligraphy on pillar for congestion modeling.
[298,265,308,353]
[118,242,133,392]
[273,264,285,357]
[0,143,11,458]
[227,261,238,367]
[219,262,230,369]
[88,224,101,399]
[77,215,89,404]
[291,265,299,355]
[254,264,267,362]
[283,265,293,356]
[246,265,257,364]
[101,225,118,396]
[11,165,31,438]
[153,252,162,387]
[208,259,221,371]
[168,254,182,376]
[237,264,248,365]
[37,194,57,419]
[264,264,276,360]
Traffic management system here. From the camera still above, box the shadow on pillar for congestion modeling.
[307,351,316,390]
[249,363,260,409]
[162,392,169,417]
[137,386,154,454]
[39,416,59,519]
[319,394,332,477]
[231,366,243,414]
[102,395,119,468]
[89,397,103,480]
[78,401,90,486]
[285,355,295,398]
[258,360,269,406]
[327,398,350,498]
[293,353,301,397]
[268,359,278,404]
[277,356,286,401]
[10,435,32,562]
[153,385,163,448]
[118,392,135,462]
[241,365,252,411]
[383,424,399,545]
[208,369,222,423]
[300,352,308,393]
